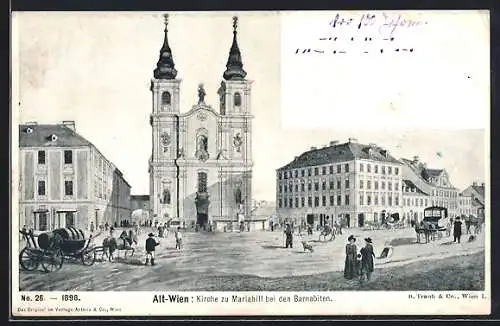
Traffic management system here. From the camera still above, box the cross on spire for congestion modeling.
[233,16,238,32]
[163,13,169,29]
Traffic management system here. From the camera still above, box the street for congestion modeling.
[19,228,485,291]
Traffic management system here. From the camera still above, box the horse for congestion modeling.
[102,231,137,262]
[319,225,335,242]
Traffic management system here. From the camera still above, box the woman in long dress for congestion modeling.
[344,235,358,280]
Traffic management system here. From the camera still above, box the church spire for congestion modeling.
[154,13,178,80]
[223,16,247,81]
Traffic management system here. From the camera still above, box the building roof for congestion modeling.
[422,168,444,180]
[278,141,401,170]
[19,124,91,148]
[402,180,427,195]
[131,195,150,201]
[472,185,485,199]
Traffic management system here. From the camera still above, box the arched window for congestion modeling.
[234,92,241,107]
[161,91,171,106]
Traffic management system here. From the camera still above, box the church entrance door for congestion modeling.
[195,172,210,229]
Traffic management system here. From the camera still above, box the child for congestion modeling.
[145,232,160,266]
[175,227,183,250]
[356,253,362,276]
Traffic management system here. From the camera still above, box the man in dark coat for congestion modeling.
[145,233,160,266]
[284,223,293,248]
[453,216,463,243]
[359,237,375,284]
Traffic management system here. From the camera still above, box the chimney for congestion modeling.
[472,181,477,187]
[329,140,339,146]
[62,120,76,131]
[310,146,317,150]
[348,138,358,143]
[413,156,419,162]
[481,182,485,187]
[369,143,377,148]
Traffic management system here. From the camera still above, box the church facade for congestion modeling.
[148,15,253,229]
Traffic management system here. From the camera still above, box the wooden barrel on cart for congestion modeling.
[38,227,86,251]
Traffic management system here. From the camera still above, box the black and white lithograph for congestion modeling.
[11,11,490,316]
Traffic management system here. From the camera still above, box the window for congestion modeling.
[37,180,46,196]
[374,165,379,173]
[395,182,399,191]
[395,167,399,175]
[388,196,392,206]
[314,167,319,176]
[198,172,207,192]
[381,181,386,190]
[37,151,46,165]
[322,167,326,175]
[301,184,305,192]
[425,199,428,206]
[374,195,378,205]
[330,195,334,206]
[295,184,299,192]
[360,180,364,189]
[329,165,334,174]
[374,181,379,190]
[284,198,287,207]
[308,168,312,177]
[345,194,350,205]
[367,195,372,206]
[64,150,73,164]
[294,170,298,178]
[308,183,312,191]
[329,180,334,189]
[284,171,288,179]
[234,92,242,106]
[289,198,293,208]
[381,196,386,205]
[345,179,350,189]
[367,180,371,189]
[360,194,364,205]
[289,183,293,192]
[301,197,305,207]
[322,196,326,206]
[278,199,282,208]
[337,165,341,173]
[337,195,342,206]
[308,197,312,207]
[301,169,305,177]
[284,185,288,193]
[395,196,399,206]
[360,163,364,172]
[279,172,282,180]
[381,166,386,174]
[388,182,392,191]
[314,197,320,207]
[367,164,371,173]
[314,182,319,191]
[322,182,326,190]
[65,180,74,196]
[388,166,392,174]
[279,185,282,193]
[420,198,423,206]
[161,91,171,105]
[345,163,349,172]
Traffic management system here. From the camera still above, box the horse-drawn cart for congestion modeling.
[415,206,448,243]
[19,227,100,273]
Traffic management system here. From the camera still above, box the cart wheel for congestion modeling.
[81,249,96,266]
[41,249,64,273]
[19,247,40,271]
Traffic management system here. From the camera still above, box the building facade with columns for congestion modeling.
[276,139,404,228]
[18,121,131,232]
[461,182,485,218]
[148,15,253,229]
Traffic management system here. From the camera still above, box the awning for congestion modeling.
[56,209,78,213]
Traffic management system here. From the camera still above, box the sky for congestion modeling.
[12,11,488,200]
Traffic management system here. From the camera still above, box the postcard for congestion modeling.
[11,10,490,317]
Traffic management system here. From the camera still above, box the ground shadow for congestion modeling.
[440,241,455,246]
[261,245,287,250]
[111,256,145,266]
[389,237,417,246]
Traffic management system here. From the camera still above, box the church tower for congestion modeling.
[149,14,181,221]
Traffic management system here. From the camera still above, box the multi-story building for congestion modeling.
[19,121,131,231]
[276,139,404,228]
[130,195,151,225]
[458,193,473,217]
[401,180,431,225]
[400,156,459,219]
[461,182,485,218]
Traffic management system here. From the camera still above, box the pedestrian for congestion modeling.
[90,221,95,233]
[445,218,452,237]
[359,237,375,284]
[158,225,164,238]
[344,235,357,280]
[145,233,160,266]
[453,216,463,243]
[284,223,293,248]
[105,222,109,231]
[175,227,183,250]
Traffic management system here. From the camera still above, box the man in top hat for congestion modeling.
[453,216,463,243]
[145,232,160,266]
[284,223,293,248]
[359,237,375,284]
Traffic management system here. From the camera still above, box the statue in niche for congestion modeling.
[233,133,243,153]
[195,134,209,162]
[162,189,171,205]
[161,132,171,152]
[198,83,206,105]
[217,81,226,115]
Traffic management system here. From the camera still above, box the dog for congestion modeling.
[468,235,476,242]
[301,241,314,252]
